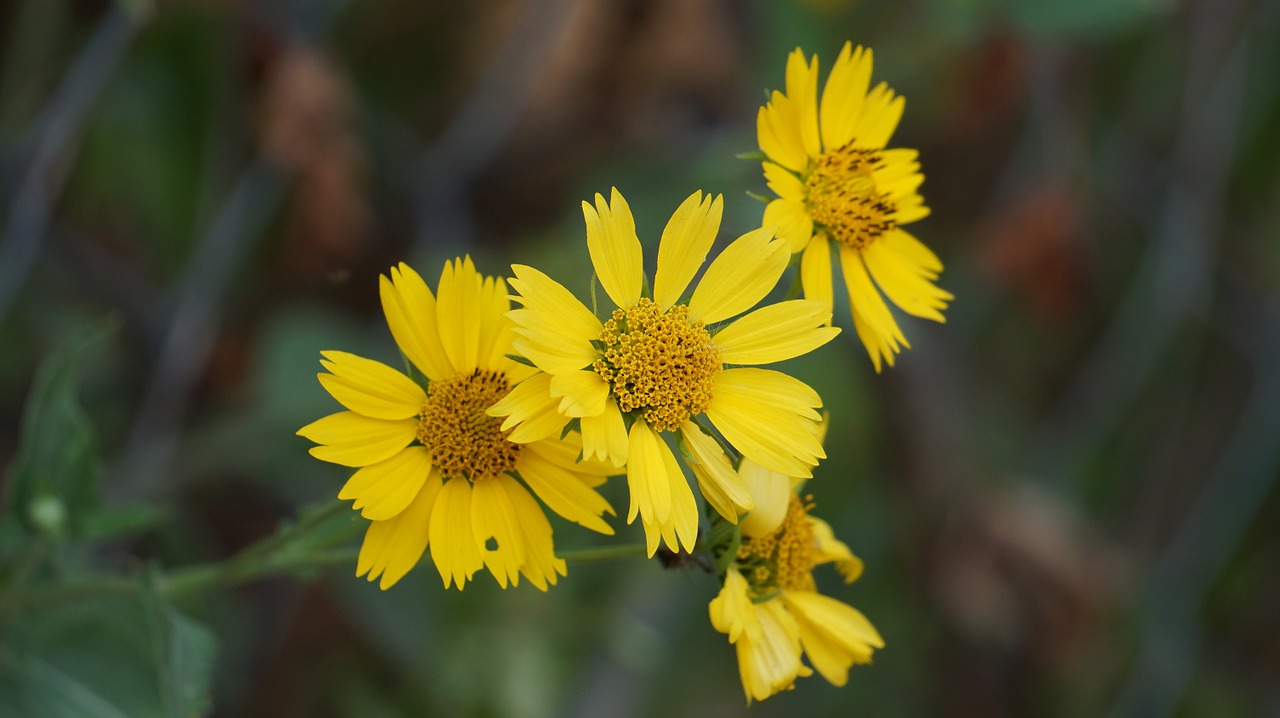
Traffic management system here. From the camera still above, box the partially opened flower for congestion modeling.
[757,42,952,371]
[489,188,840,556]
[298,258,617,591]
[710,461,882,703]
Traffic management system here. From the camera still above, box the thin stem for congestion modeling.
[558,543,649,563]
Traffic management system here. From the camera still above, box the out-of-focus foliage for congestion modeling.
[1,0,1278,715]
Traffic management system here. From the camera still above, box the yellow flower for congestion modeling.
[710,462,881,703]
[489,188,840,556]
[297,258,617,591]
[757,42,952,371]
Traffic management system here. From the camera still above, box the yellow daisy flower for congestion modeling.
[297,258,617,591]
[757,42,952,371]
[710,460,882,703]
[489,188,840,556]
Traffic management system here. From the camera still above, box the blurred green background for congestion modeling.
[2,0,1279,715]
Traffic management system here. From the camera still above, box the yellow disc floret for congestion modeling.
[593,298,721,432]
[736,495,818,594]
[805,144,896,252]
[418,368,521,480]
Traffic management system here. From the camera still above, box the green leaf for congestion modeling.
[141,575,216,718]
[7,320,116,540]
[503,353,536,368]
[735,151,766,161]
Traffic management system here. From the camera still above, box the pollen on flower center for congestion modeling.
[804,144,896,252]
[592,298,721,433]
[418,368,521,480]
[737,495,817,594]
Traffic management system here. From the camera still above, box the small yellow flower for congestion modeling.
[298,258,617,591]
[757,42,952,371]
[489,188,840,556]
[710,459,881,703]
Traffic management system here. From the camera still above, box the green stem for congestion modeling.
[559,543,649,563]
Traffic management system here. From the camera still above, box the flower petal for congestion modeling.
[679,421,752,524]
[862,240,952,322]
[317,351,425,420]
[852,81,904,150]
[654,191,722,309]
[583,188,643,309]
[380,263,453,381]
[471,473,528,588]
[800,233,834,320]
[297,412,418,467]
[763,161,805,202]
[709,567,760,643]
[687,228,789,324]
[488,373,569,444]
[507,264,602,373]
[428,477,485,589]
[880,228,942,277]
[757,92,809,173]
[763,198,814,254]
[738,459,793,538]
[435,256,483,372]
[840,245,907,370]
[738,598,809,703]
[810,516,864,583]
[504,476,566,590]
[356,473,442,590]
[820,42,872,151]
[339,446,433,521]
[784,590,883,687]
[549,369,609,418]
[714,300,839,365]
[785,48,822,161]
[579,397,629,466]
[518,439,616,534]
[478,274,517,371]
[705,369,824,477]
[626,420,697,555]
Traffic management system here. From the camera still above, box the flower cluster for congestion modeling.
[299,42,946,704]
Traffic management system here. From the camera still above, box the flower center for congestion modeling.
[736,495,817,594]
[804,145,896,251]
[418,369,521,481]
[592,298,721,433]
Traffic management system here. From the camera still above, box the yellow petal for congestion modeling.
[583,188,643,310]
[762,198,814,255]
[737,459,792,538]
[852,81,904,150]
[840,244,906,360]
[503,475,566,590]
[809,516,864,583]
[507,264,601,372]
[428,477,485,589]
[708,567,760,643]
[380,263,453,381]
[549,369,609,418]
[625,420,673,526]
[738,598,809,703]
[784,590,883,686]
[356,473,442,590]
[785,48,822,160]
[820,42,872,151]
[477,274,517,371]
[762,161,804,202]
[679,421,752,523]
[435,256,482,372]
[800,233,834,321]
[687,228,789,324]
[852,303,894,373]
[471,473,527,588]
[862,240,952,322]
[298,412,418,467]
[488,373,569,444]
[339,446,432,521]
[714,300,839,365]
[757,92,809,173]
[655,444,698,555]
[579,397,629,466]
[654,191,722,309]
[705,369,824,477]
[317,351,425,420]
[518,440,616,534]
[880,228,942,277]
